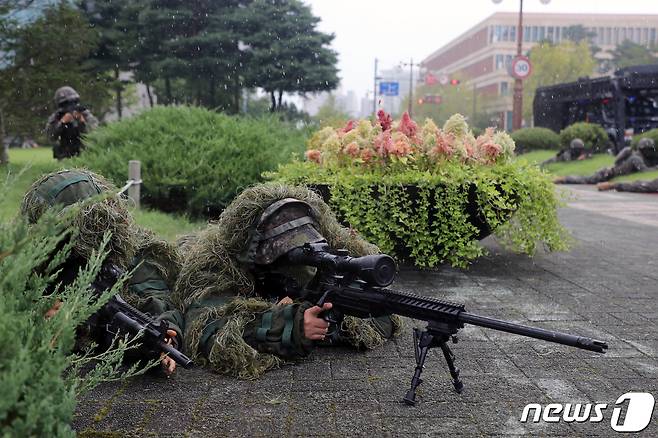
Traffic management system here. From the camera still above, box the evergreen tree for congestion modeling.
[0,3,109,141]
[241,0,339,111]
[611,40,657,69]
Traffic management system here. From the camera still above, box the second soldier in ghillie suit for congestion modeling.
[540,138,588,167]
[555,137,658,185]
[23,169,184,375]
[174,183,402,379]
[46,86,98,160]
[597,138,658,193]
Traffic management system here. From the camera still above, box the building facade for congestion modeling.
[422,12,658,130]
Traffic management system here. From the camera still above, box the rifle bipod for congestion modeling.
[402,323,464,406]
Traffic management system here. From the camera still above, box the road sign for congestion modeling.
[439,74,450,85]
[425,73,437,85]
[379,82,399,96]
[511,55,532,80]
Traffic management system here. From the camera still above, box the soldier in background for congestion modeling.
[597,138,658,193]
[540,138,588,167]
[46,86,98,160]
[554,138,657,185]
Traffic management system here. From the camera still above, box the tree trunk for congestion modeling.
[270,91,276,112]
[0,107,8,165]
[277,90,283,110]
[114,67,122,120]
[145,83,154,108]
[165,77,172,105]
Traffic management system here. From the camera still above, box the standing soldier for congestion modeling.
[46,86,98,160]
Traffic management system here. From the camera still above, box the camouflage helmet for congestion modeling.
[244,198,325,266]
[54,86,80,106]
[638,137,657,163]
[569,138,585,154]
[21,169,107,223]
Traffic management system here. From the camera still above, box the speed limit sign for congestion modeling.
[511,55,532,80]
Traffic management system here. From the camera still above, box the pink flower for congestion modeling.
[431,132,455,157]
[360,148,375,163]
[475,128,502,163]
[377,109,393,131]
[343,141,360,158]
[341,120,355,134]
[398,112,418,140]
[374,131,393,156]
[390,133,413,157]
[305,149,322,164]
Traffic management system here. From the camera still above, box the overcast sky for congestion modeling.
[305,0,658,98]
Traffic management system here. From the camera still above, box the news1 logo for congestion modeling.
[520,392,655,432]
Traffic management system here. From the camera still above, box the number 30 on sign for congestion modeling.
[511,55,532,80]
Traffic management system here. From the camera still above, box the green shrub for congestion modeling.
[77,106,307,217]
[512,127,560,153]
[0,183,146,436]
[270,113,569,268]
[559,122,609,152]
[631,128,658,147]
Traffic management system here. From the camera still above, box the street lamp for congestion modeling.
[493,0,550,130]
[400,58,422,118]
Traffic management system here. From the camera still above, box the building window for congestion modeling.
[605,27,612,45]
[614,27,620,44]
[500,82,509,96]
[547,26,554,42]
[538,26,545,41]
[524,25,531,42]
[651,28,657,44]
[502,25,510,41]
[510,26,516,43]
[495,54,504,70]
[531,26,538,42]
[555,26,561,42]
[597,27,604,45]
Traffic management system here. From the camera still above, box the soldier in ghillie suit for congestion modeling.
[554,138,658,185]
[540,138,588,167]
[174,183,402,379]
[596,138,658,193]
[46,86,98,160]
[23,169,184,375]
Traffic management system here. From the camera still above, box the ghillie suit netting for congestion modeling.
[21,169,182,308]
[21,169,138,269]
[175,183,402,378]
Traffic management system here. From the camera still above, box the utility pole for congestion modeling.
[512,0,524,131]
[373,58,378,117]
[400,58,421,118]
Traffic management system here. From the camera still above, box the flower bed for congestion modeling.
[270,111,569,268]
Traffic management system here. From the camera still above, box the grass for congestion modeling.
[515,150,555,166]
[1,148,203,241]
[612,169,658,183]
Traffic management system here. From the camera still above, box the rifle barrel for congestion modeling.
[459,312,608,353]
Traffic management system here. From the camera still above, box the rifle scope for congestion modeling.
[285,243,397,287]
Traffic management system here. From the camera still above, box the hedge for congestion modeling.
[559,122,609,152]
[631,128,658,147]
[511,127,560,153]
[78,106,307,217]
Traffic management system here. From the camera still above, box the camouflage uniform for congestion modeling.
[46,86,99,160]
[23,169,184,346]
[558,145,649,184]
[175,184,400,379]
[541,138,586,166]
[607,138,658,193]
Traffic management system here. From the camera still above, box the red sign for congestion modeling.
[511,55,532,80]
[425,73,437,85]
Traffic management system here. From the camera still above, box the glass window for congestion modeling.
[597,27,604,45]
[621,27,627,42]
[555,26,561,42]
[524,25,531,42]
[500,82,509,96]
[531,26,538,42]
[605,27,612,45]
[505,55,513,68]
[495,54,504,70]
[502,25,509,41]
[538,26,545,41]
[510,26,516,43]
[547,26,554,42]
[489,26,494,43]
[494,25,502,42]
[643,28,649,45]
[614,27,620,44]
[651,28,657,44]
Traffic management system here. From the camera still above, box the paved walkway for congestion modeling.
[74,187,658,437]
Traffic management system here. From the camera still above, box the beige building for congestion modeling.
[422,12,658,130]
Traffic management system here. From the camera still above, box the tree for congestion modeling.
[523,40,596,121]
[0,4,109,143]
[242,0,339,111]
[80,0,141,119]
[611,40,657,69]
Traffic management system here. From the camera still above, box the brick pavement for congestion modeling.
[74,186,658,437]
